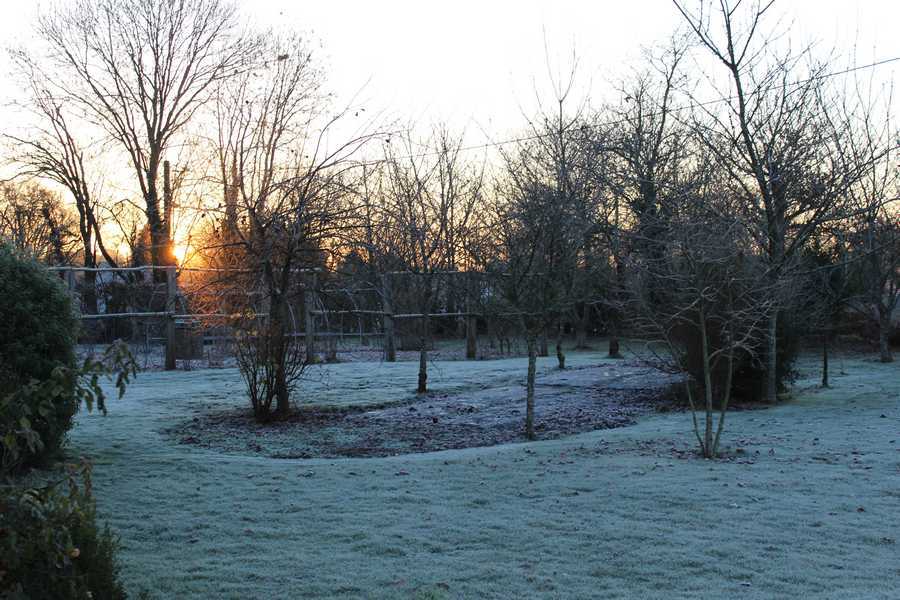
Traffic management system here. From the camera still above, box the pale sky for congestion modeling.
[258,0,900,141]
[1,0,896,257]
[1,0,898,145]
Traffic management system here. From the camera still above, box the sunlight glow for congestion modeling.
[173,244,189,265]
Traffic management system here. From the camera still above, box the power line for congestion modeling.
[15,54,900,175]
[350,55,900,165]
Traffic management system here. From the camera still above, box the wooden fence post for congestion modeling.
[164,266,177,370]
[64,269,78,310]
[381,273,396,362]
[304,271,317,361]
[465,272,477,360]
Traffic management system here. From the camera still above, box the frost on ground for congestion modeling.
[76,337,526,372]
[164,359,679,458]
[68,350,900,599]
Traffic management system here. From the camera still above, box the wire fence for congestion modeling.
[50,264,539,370]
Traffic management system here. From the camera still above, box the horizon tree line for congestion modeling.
[1,0,897,450]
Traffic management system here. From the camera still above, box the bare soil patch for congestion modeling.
[164,362,682,458]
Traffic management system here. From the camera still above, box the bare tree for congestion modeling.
[487,182,555,440]
[489,170,585,438]
[0,181,78,266]
[803,227,854,386]
[210,34,377,420]
[378,128,484,393]
[501,53,600,370]
[850,212,900,362]
[474,54,601,438]
[829,79,900,363]
[629,183,772,458]
[343,160,402,360]
[675,0,873,401]
[36,0,257,274]
[4,58,124,312]
[593,37,693,357]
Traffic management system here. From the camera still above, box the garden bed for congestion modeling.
[164,361,680,458]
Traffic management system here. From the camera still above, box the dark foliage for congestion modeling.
[0,463,127,599]
[0,243,78,464]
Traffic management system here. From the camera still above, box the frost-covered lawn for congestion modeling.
[70,351,900,599]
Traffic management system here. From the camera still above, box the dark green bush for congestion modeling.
[731,311,799,401]
[0,244,79,463]
[0,462,127,599]
[0,244,136,598]
[672,311,799,407]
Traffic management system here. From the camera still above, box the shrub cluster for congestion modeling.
[0,244,79,465]
[0,463,127,599]
[0,243,136,598]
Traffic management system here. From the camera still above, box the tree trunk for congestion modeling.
[878,308,893,363]
[164,265,177,371]
[272,299,291,418]
[574,304,589,349]
[700,311,713,458]
[465,273,477,359]
[304,274,317,362]
[538,329,549,357]
[82,268,98,315]
[417,315,429,393]
[555,324,565,370]
[608,258,625,359]
[274,356,290,418]
[79,218,98,315]
[147,205,168,278]
[711,340,735,458]
[381,274,396,362]
[766,310,778,402]
[525,336,537,440]
[822,332,830,387]
[146,161,174,282]
[466,314,477,360]
[607,335,622,359]
[162,160,175,265]
[487,316,496,350]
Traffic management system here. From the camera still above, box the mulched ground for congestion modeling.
[164,363,684,459]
